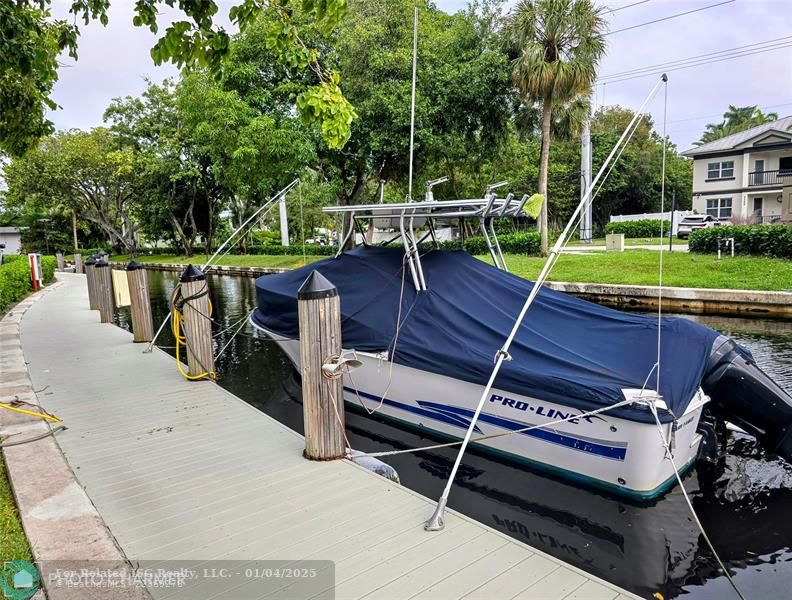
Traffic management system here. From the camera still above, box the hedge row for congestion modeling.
[1,254,26,265]
[446,232,541,255]
[113,232,543,259]
[247,244,336,256]
[0,255,56,314]
[688,225,792,258]
[604,220,671,238]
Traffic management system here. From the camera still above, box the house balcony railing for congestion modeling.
[747,214,783,225]
[748,169,792,186]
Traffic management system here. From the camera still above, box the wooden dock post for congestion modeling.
[94,259,114,323]
[85,255,98,310]
[298,271,346,460]
[56,252,64,271]
[126,261,154,342]
[179,265,215,379]
[74,253,84,274]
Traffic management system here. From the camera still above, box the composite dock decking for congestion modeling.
[17,273,640,600]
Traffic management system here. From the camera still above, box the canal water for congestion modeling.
[115,270,792,600]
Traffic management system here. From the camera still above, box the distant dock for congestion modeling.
[2,273,640,599]
[111,259,792,319]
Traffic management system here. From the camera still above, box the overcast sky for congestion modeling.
[49,0,792,152]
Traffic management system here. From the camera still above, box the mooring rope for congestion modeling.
[321,359,354,454]
[171,282,216,381]
[215,309,256,362]
[146,179,301,353]
[646,399,747,600]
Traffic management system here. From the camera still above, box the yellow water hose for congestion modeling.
[0,403,62,423]
[171,287,216,381]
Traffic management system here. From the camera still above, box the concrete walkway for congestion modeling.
[7,274,639,599]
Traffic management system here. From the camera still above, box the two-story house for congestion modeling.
[681,116,792,224]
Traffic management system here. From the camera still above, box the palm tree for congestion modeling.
[695,105,779,145]
[505,0,606,256]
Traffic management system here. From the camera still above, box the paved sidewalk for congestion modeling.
[1,283,150,600]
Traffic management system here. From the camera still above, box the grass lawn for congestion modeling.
[479,251,792,291]
[0,454,32,561]
[112,250,792,291]
[110,254,324,270]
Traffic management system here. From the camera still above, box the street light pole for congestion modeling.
[38,218,51,254]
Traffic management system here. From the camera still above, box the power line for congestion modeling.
[600,35,792,80]
[605,0,652,14]
[605,0,736,36]
[599,41,792,84]
[668,102,792,125]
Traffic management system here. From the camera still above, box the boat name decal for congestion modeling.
[489,394,606,424]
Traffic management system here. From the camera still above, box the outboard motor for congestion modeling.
[702,335,792,462]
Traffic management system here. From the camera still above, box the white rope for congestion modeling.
[343,254,410,416]
[354,397,636,458]
[215,309,255,361]
[646,400,747,600]
[321,356,355,455]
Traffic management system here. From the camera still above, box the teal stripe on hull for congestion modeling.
[345,401,694,501]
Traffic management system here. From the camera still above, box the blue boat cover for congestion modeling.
[252,247,720,424]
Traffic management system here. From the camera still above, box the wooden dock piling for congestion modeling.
[56,252,64,271]
[94,259,114,323]
[298,271,346,460]
[126,261,154,342]
[84,255,98,310]
[178,265,215,379]
[74,253,84,274]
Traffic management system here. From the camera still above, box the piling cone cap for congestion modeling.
[126,260,144,271]
[85,257,97,266]
[297,270,337,300]
[94,258,109,268]
[180,264,206,282]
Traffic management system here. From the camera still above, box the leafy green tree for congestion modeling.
[590,106,691,226]
[0,1,82,157]
[505,0,606,255]
[176,72,316,252]
[325,0,512,203]
[104,80,217,255]
[2,128,140,252]
[0,0,354,156]
[218,0,513,248]
[696,105,779,145]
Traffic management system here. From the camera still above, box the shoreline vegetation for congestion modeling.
[107,250,792,292]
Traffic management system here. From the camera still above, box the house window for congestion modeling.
[707,160,735,179]
[780,156,792,175]
[706,198,733,220]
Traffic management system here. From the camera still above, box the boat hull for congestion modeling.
[255,325,706,499]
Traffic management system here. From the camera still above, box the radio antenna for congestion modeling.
[407,7,418,202]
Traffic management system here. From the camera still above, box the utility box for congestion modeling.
[28,253,43,291]
[605,233,625,252]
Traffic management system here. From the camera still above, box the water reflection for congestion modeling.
[114,271,792,600]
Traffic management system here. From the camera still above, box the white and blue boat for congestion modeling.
[251,197,792,499]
